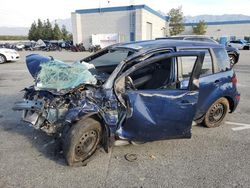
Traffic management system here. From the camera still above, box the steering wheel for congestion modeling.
[126,76,136,90]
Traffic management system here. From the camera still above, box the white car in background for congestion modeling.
[0,48,20,64]
[227,39,250,50]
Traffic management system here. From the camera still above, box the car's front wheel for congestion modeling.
[0,54,6,64]
[202,97,229,128]
[63,118,102,166]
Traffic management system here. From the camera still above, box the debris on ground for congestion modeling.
[149,154,156,160]
[124,153,137,162]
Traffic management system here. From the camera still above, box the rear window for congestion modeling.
[213,48,230,71]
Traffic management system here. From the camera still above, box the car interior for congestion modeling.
[125,57,173,90]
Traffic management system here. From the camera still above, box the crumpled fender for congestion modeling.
[64,102,112,153]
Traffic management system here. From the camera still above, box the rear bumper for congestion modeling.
[230,93,240,113]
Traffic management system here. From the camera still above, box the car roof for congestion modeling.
[113,39,222,52]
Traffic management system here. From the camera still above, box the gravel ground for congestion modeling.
[0,50,249,188]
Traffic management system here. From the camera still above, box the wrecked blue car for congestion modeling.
[13,40,240,166]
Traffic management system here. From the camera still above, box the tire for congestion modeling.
[62,118,102,166]
[0,54,6,64]
[229,55,237,66]
[243,46,250,50]
[202,97,229,128]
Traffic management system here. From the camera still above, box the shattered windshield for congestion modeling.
[36,60,97,91]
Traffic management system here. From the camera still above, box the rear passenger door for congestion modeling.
[178,48,225,119]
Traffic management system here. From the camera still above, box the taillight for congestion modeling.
[232,75,237,86]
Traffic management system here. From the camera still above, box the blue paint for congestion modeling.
[219,37,228,46]
[119,90,197,141]
[130,32,135,41]
[75,5,169,21]
[185,20,250,26]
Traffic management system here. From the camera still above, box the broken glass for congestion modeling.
[36,60,97,91]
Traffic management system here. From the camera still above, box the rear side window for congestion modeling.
[213,48,230,71]
[178,56,196,79]
[180,49,213,77]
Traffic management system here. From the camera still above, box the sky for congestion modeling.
[0,0,250,27]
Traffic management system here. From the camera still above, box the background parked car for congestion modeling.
[157,35,240,66]
[227,39,250,50]
[0,48,20,64]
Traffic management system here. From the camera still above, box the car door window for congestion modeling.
[127,56,174,90]
[118,52,202,91]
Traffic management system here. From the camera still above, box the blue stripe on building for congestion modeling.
[185,20,250,26]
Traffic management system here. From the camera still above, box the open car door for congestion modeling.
[114,51,205,142]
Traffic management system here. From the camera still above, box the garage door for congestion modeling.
[146,22,152,40]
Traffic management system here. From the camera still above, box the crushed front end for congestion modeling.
[13,54,119,135]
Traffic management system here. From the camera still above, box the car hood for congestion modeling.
[26,54,98,92]
[0,48,17,53]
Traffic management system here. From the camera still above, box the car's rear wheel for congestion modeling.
[62,118,102,166]
[202,97,229,128]
[243,46,250,50]
[0,54,6,64]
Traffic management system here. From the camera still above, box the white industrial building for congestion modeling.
[71,5,169,49]
[183,20,250,40]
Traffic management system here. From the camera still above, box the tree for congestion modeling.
[61,25,69,40]
[28,19,72,41]
[43,19,53,40]
[192,20,207,35]
[28,21,37,40]
[36,19,44,40]
[167,6,185,36]
[53,22,63,40]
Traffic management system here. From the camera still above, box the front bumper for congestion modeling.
[13,100,44,112]
[13,100,44,125]
[5,53,20,61]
